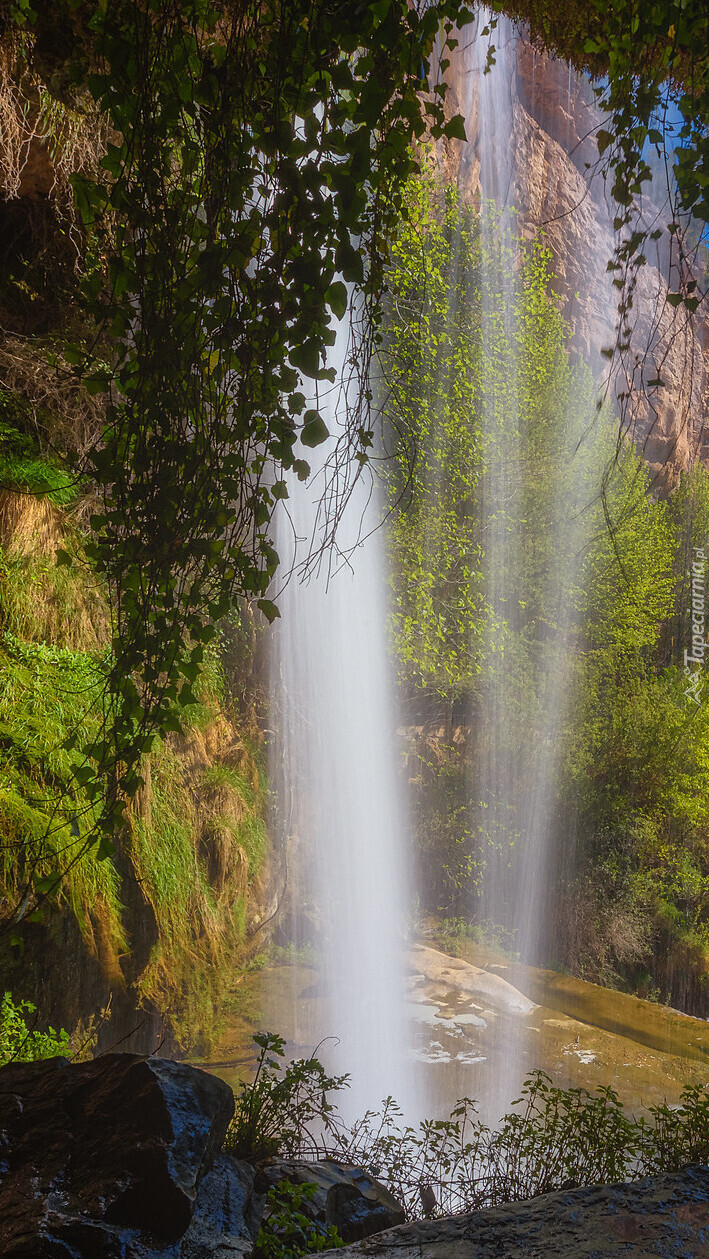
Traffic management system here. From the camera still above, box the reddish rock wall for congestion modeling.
[438,30,709,488]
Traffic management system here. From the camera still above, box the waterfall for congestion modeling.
[458,13,604,1113]
[270,311,415,1123]
[462,15,525,960]
[267,15,610,1130]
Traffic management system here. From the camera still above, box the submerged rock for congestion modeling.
[320,1165,709,1257]
[410,944,537,1017]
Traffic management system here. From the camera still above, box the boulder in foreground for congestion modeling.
[257,1158,406,1243]
[320,1164,709,1257]
[0,1052,234,1254]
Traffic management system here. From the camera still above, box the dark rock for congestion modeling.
[0,1053,235,1255]
[179,1152,256,1258]
[257,1159,406,1243]
[322,1164,709,1257]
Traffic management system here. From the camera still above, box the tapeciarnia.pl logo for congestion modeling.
[684,546,706,704]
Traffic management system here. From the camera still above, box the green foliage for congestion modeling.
[556,458,709,990]
[385,171,709,998]
[0,542,107,653]
[199,762,267,874]
[129,728,268,1051]
[383,168,603,702]
[253,1181,343,1259]
[0,0,475,913]
[0,631,125,944]
[2,0,705,932]
[383,168,486,698]
[579,462,675,661]
[584,0,709,305]
[233,1047,709,1220]
[268,940,317,968]
[0,391,77,506]
[405,733,477,912]
[0,990,69,1065]
[0,534,266,1049]
[225,1032,348,1161]
[491,0,709,315]
[0,449,76,508]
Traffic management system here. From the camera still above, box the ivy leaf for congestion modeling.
[301,412,330,447]
[33,874,61,897]
[96,835,115,861]
[257,599,281,623]
[442,114,467,141]
[290,340,322,378]
[325,281,348,320]
[335,241,364,283]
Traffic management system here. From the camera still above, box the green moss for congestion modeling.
[200,762,268,874]
[131,736,268,1052]
[0,544,107,650]
[0,633,124,952]
[0,416,267,1049]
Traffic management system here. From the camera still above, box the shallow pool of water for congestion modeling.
[196,941,709,1128]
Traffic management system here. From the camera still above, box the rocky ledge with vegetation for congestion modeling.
[325,1172,709,1259]
[4,1041,709,1258]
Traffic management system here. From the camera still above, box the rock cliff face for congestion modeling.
[439,25,709,488]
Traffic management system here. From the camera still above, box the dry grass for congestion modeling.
[0,489,109,650]
[199,773,250,897]
[127,722,267,1051]
[556,877,652,986]
[0,486,59,554]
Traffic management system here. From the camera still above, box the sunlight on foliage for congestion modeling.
[0,990,69,1066]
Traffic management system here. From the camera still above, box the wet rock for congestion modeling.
[0,1052,406,1256]
[257,1158,406,1243]
[410,944,537,1017]
[0,1053,235,1255]
[179,1153,256,1258]
[321,1165,709,1257]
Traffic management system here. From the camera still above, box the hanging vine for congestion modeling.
[2,0,471,919]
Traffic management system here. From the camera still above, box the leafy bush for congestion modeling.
[225,1032,348,1161]
[0,990,69,1066]
[230,1038,709,1220]
[331,1072,709,1218]
[253,1181,343,1259]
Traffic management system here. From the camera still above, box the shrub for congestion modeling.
[0,990,69,1066]
[225,1032,348,1162]
[229,1038,709,1220]
[253,1181,343,1259]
